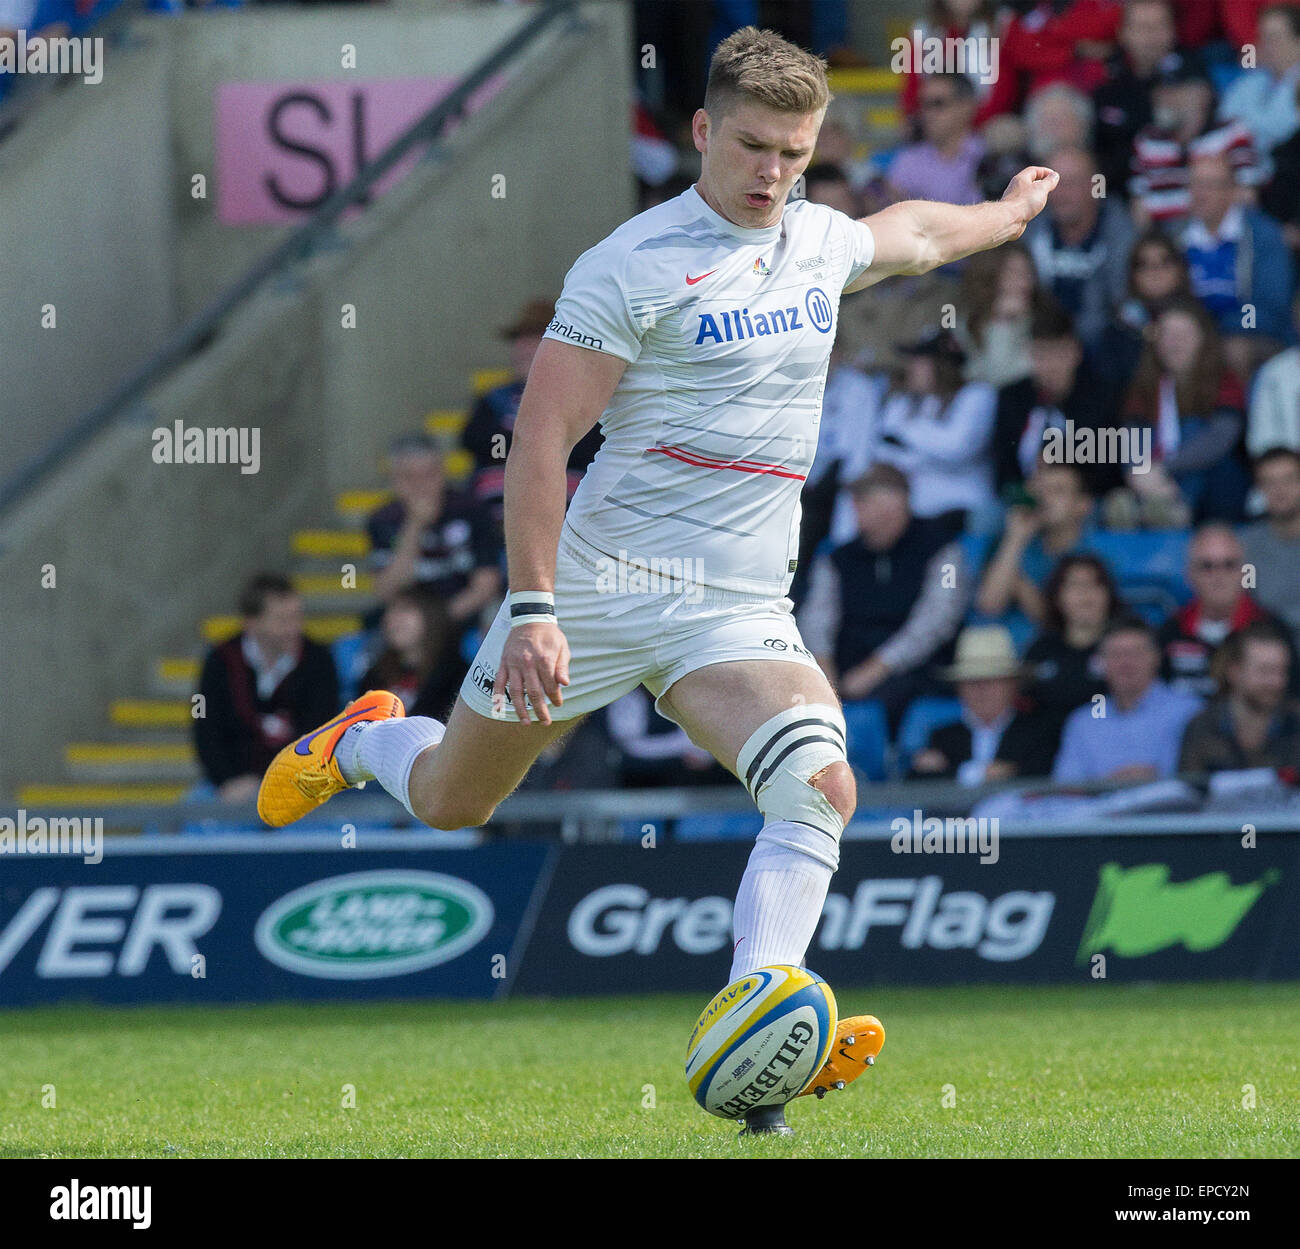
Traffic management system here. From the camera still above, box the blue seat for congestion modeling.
[1124,585,1181,627]
[674,812,763,841]
[1087,530,1192,605]
[841,698,889,782]
[332,631,372,704]
[1208,60,1244,96]
[896,696,963,773]
[958,531,993,579]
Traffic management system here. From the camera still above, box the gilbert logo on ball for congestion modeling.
[685,965,837,1118]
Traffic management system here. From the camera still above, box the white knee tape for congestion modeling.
[735,702,848,852]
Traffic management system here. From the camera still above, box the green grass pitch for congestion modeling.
[2,982,1297,1158]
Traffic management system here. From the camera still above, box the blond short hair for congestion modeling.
[704,26,832,120]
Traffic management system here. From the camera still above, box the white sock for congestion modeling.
[339,717,446,817]
[729,821,835,981]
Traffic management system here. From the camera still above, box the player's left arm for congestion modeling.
[844,166,1059,293]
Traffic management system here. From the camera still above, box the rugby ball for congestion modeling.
[685,964,837,1119]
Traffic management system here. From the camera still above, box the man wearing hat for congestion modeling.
[909,624,1057,784]
[460,297,605,537]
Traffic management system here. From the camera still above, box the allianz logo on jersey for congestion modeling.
[695,286,833,345]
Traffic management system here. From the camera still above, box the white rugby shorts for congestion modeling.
[458,523,821,725]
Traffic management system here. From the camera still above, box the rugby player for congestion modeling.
[259,25,1057,1136]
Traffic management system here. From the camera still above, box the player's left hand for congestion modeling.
[1001,166,1059,231]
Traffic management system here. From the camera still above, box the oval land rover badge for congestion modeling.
[254,870,494,979]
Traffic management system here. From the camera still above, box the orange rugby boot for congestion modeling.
[256,690,405,827]
[797,1014,885,1099]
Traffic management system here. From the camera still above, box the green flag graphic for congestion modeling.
[1077,862,1279,964]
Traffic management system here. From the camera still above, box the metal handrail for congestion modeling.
[7,774,1299,836]
[0,0,578,518]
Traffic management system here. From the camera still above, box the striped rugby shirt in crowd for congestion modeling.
[542,183,876,597]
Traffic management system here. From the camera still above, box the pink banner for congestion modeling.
[215,76,502,225]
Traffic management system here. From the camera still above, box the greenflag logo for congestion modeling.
[1077,862,1279,964]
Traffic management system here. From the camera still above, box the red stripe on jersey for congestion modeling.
[648,444,807,481]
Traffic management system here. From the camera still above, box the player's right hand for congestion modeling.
[1000,165,1058,228]
[494,621,571,726]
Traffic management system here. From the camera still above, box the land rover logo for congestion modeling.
[254,871,493,979]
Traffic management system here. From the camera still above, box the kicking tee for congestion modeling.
[542,183,875,597]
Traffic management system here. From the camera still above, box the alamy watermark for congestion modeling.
[594,550,707,602]
[890,809,999,865]
[0,32,103,85]
[0,810,102,864]
[1042,419,1152,475]
[152,421,261,474]
[890,28,999,87]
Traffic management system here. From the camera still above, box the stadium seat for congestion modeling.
[1208,59,1245,97]
[460,626,482,665]
[958,531,993,580]
[841,698,889,782]
[673,811,763,841]
[332,631,373,705]
[896,696,963,774]
[1124,586,1182,627]
[1087,530,1192,605]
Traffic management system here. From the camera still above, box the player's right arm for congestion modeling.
[844,166,1059,293]
[496,337,627,724]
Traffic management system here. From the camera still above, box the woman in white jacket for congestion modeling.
[872,327,998,532]
[1247,293,1300,457]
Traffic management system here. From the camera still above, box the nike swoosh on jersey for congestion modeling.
[293,706,377,756]
[684,269,718,285]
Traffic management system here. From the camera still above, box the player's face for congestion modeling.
[693,101,822,228]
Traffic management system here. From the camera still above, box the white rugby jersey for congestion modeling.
[542,183,875,597]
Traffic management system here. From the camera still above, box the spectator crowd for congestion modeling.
[789,0,1300,796]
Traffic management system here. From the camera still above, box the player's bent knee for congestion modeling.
[809,759,856,826]
[407,780,499,831]
[736,702,850,870]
